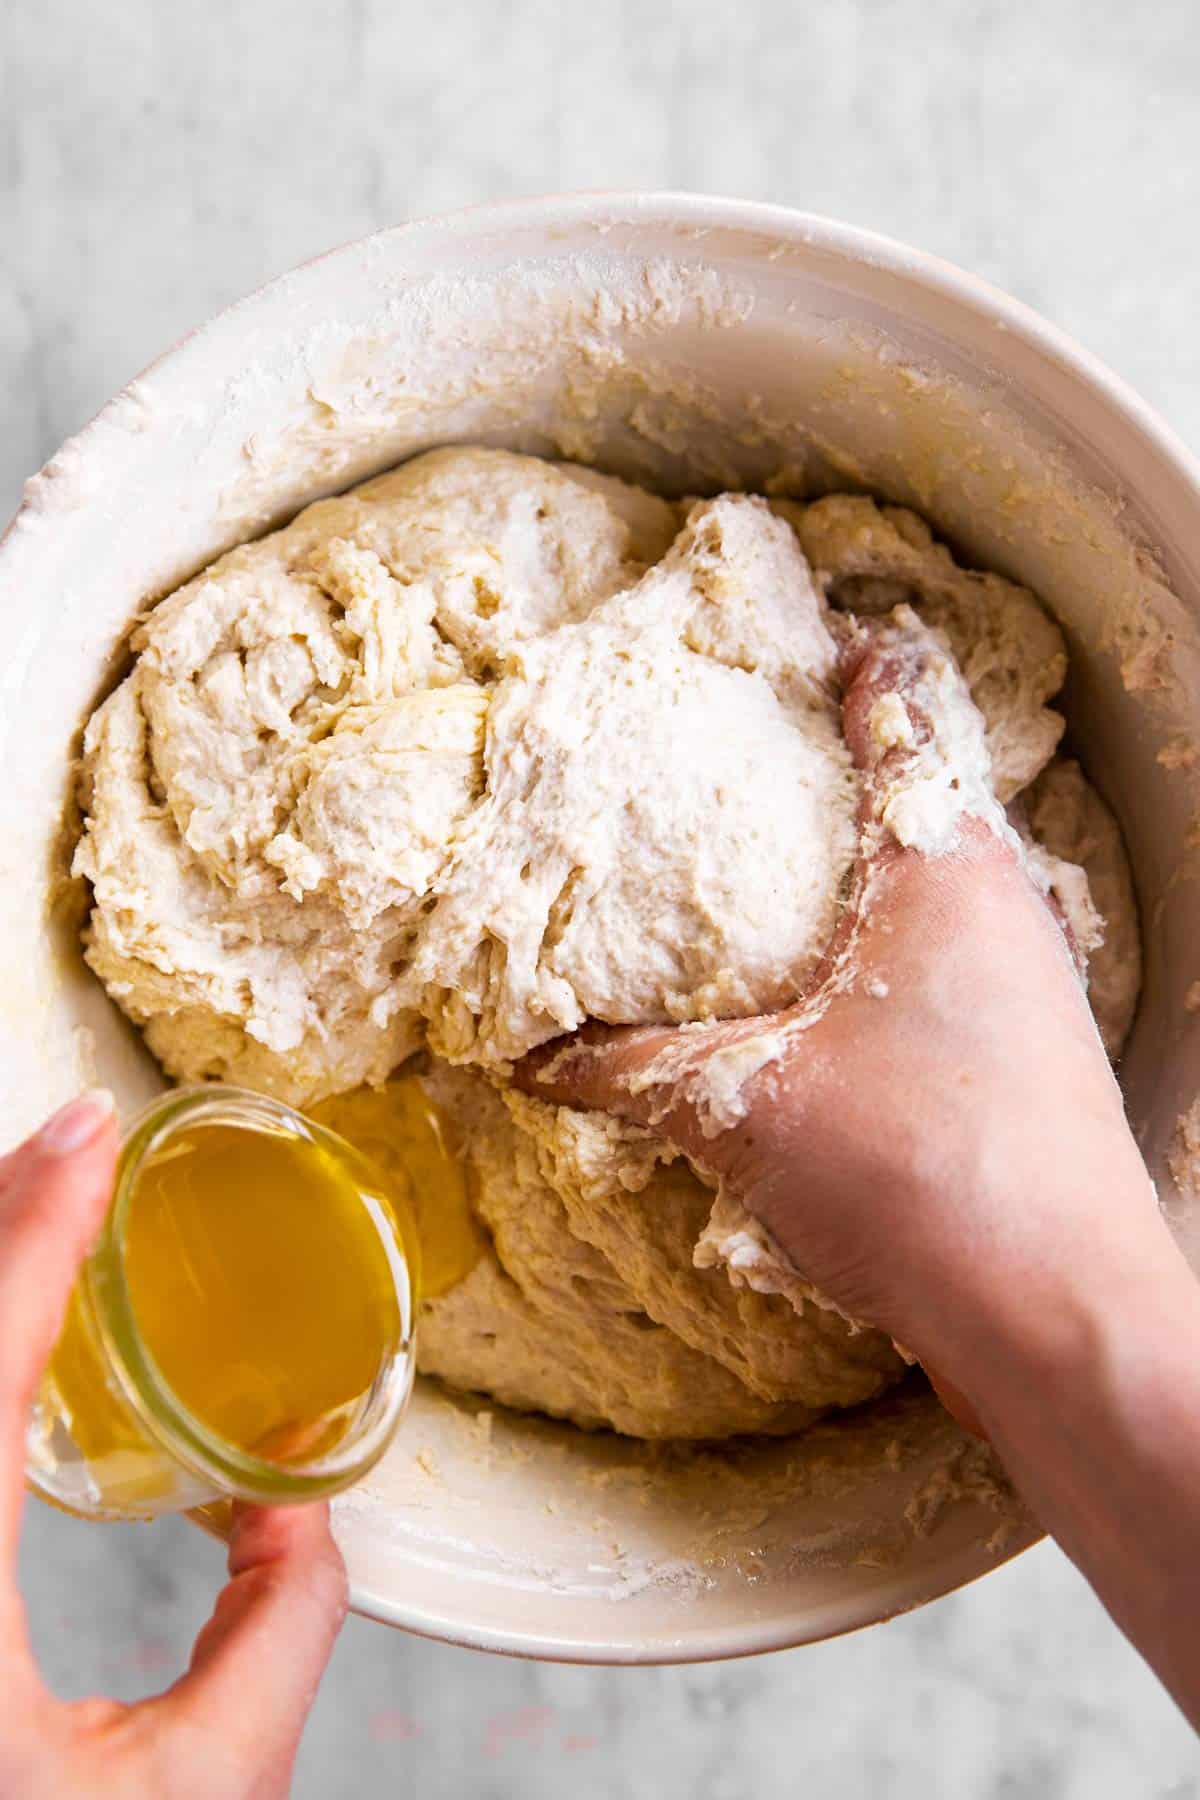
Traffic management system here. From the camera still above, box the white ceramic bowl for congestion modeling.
[5,194,1200,1662]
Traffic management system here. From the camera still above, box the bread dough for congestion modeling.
[416,1066,901,1437]
[1022,758,1142,1057]
[74,448,1141,1438]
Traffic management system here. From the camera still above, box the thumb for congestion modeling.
[0,1093,119,1564]
[514,1013,783,1173]
[516,1019,681,1116]
[153,1502,347,1792]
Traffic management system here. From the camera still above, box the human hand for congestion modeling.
[517,654,1200,1734]
[0,1093,347,1800]
[517,623,1166,1406]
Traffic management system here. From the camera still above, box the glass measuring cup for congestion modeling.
[26,1086,419,1521]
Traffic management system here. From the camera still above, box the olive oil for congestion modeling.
[310,1076,484,1300]
[123,1123,404,1457]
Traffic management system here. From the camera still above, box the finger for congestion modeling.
[157,1502,347,1786]
[0,1093,118,1562]
[841,620,1090,984]
[839,617,934,776]
[514,1012,785,1175]
[517,1019,680,1116]
[924,1365,989,1442]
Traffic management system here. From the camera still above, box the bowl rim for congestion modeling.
[328,1518,1044,1664]
[10,191,1199,1658]
[6,189,1200,564]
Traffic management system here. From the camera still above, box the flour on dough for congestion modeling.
[777,493,1068,801]
[74,448,1141,1439]
[76,450,682,1103]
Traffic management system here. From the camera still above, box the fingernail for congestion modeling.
[38,1089,117,1157]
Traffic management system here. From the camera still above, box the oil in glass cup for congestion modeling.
[26,1086,419,1520]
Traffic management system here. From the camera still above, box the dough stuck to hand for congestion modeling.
[74,448,1141,1438]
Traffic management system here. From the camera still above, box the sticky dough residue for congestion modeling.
[74,449,1142,1438]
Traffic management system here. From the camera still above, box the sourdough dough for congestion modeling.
[1023,758,1141,1057]
[74,448,1142,1438]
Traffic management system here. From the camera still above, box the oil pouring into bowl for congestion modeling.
[26,1087,421,1520]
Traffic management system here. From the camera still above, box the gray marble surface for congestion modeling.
[3,1,1200,1793]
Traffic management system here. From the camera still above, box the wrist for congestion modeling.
[923,1187,1200,1457]
[905,1166,1192,1425]
[934,1214,1200,1723]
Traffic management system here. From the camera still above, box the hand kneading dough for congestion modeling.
[75,448,1141,1438]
